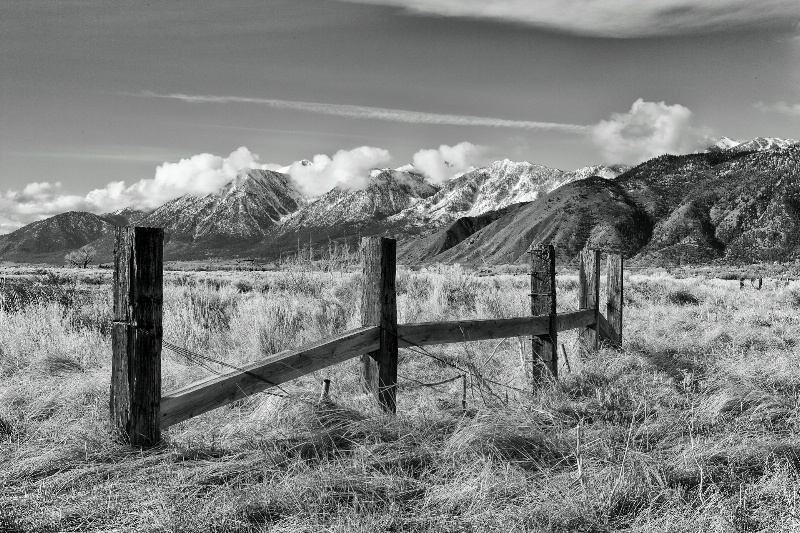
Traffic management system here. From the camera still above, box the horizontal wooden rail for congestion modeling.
[161,326,381,428]
[396,309,595,347]
[160,309,597,428]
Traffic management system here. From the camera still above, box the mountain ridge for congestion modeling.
[2,136,798,266]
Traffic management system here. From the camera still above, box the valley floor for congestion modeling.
[1,265,800,532]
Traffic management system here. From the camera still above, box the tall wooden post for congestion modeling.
[605,253,624,347]
[530,244,557,384]
[111,226,163,447]
[578,249,600,352]
[360,237,398,413]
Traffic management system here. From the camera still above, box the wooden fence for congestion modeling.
[110,228,624,446]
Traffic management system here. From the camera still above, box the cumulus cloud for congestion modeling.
[112,146,281,210]
[754,101,800,118]
[332,0,800,37]
[591,99,706,164]
[287,146,393,196]
[0,147,279,234]
[412,142,485,184]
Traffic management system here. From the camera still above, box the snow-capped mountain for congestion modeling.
[388,160,629,228]
[733,137,797,152]
[141,169,303,244]
[101,207,147,227]
[709,136,797,152]
[279,167,437,231]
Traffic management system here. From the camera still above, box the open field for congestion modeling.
[2,264,800,532]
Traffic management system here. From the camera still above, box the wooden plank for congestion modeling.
[578,249,600,352]
[160,326,380,428]
[396,310,595,347]
[160,310,596,428]
[398,316,549,346]
[556,309,597,332]
[111,226,163,447]
[360,237,398,413]
[605,253,624,347]
[530,244,557,384]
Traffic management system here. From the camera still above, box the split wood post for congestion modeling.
[578,249,600,352]
[320,379,331,401]
[360,237,398,413]
[530,244,557,385]
[461,374,467,413]
[605,253,624,347]
[111,226,164,447]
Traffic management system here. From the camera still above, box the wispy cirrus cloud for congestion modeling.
[330,0,800,38]
[754,101,800,118]
[136,91,591,134]
[140,90,708,164]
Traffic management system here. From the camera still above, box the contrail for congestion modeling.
[138,91,591,134]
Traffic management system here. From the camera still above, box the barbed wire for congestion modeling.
[162,339,292,400]
[161,323,535,411]
[398,373,462,389]
[392,327,530,396]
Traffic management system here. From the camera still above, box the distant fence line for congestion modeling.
[109,227,624,447]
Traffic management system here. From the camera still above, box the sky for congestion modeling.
[1,0,800,233]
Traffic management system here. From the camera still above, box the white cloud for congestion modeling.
[412,142,485,184]
[115,146,280,210]
[754,101,800,118]
[332,0,800,37]
[287,146,393,196]
[591,99,706,164]
[0,147,279,234]
[139,91,589,134]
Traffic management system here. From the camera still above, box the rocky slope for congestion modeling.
[0,211,115,262]
[280,168,437,232]
[141,169,303,246]
[388,160,628,229]
[100,208,147,227]
[412,177,653,265]
[710,136,797,153]
[265,168,439,255]
[405,143,800,265]
[619,145,800,264]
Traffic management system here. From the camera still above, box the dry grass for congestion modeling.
[2,265,800,531]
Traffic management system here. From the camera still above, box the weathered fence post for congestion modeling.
[578,249,600,352]
[530,244,557,385]
[320,379,331,401]
[111,226,163,447]
[360,237,398,413]
[605,253,624,347]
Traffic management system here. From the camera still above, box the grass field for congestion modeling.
[2,263,800,532]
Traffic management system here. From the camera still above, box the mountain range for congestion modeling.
[1,136,798,266]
